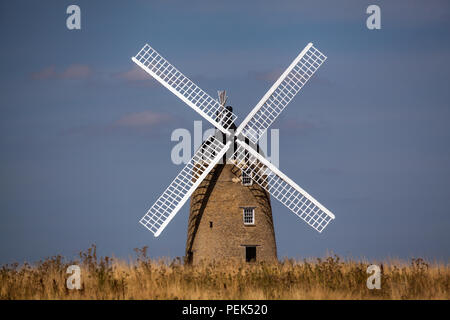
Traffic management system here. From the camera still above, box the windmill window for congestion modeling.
[209,221,213,228]
[242,170,252,186]
[243,207,255,225]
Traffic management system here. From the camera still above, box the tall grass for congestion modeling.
[1,245,448,299]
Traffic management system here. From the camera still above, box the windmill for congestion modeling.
[131,42,335,264]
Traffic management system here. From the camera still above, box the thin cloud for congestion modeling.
[31,64,92,80]
[248,68,283,83]
[112,65,157,87]
[60,65,91,79]
[113,65,149,81]
[63,111,175,137]
[113,111,172,128]
[30,66,58,80]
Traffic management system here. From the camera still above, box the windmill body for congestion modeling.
[186,161,277,264]
[185,117,277,264]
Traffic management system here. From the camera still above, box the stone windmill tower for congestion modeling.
[132,42,335,264]
[185,93,277,265]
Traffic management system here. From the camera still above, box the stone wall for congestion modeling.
[185,163,277,264]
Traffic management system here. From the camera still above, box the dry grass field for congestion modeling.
[1,245,448,300]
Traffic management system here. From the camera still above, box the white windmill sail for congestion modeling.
[236,43,327,144]
[140,136,231,237]
[232,140,335,233]
[133,41,335,237]
[132,44,237,135]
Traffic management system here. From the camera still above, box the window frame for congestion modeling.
[241,169,253,186]
[243,207,255,225]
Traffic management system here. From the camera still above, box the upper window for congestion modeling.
[243,207,255,225]
[242,170,252,186]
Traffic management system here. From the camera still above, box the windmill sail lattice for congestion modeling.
[132,44,237,134]
[132,42,335,237]
[236,43,327,144]
[233,140,335,233]
[140,137,231,237]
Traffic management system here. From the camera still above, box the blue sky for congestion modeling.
[0,0,449,264]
